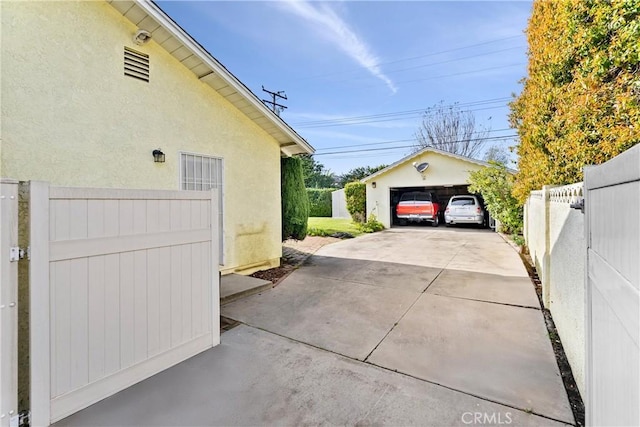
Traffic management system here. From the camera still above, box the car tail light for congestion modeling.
[445,207,449,213]
[476,206,481,213]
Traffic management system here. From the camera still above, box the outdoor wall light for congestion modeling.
[372,182,377,188]
[152,149,165,163]
[134,29,152,45]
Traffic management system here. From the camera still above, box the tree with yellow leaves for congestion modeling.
[510,0,640,202]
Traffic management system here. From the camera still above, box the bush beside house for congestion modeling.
[468,162,523,235]
[281,157,309,240]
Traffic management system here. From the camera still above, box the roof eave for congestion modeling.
[114,0,314,156]
[361,147,515,182]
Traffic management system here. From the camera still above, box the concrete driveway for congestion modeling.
[222,228,574,425]
[57,227,574,426]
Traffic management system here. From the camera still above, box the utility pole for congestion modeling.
[261,86,288,116]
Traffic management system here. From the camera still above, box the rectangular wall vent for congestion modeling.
[124,47,149,82]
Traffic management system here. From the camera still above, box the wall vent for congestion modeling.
[124,47,149,82]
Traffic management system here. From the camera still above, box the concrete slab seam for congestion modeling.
[362,290,424,363]
[306,269,435,292]
[422,244,465,294]
[422,267,446,293]
[224,324,572,426]
[363,361,574,426]
[429,293,542,310]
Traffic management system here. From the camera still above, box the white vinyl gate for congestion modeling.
[28,183,220,425]
[584,145,639,426]
[0,180,19,427]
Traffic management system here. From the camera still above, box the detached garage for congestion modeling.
[362,147,497,228]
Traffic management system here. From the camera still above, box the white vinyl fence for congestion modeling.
[584,145,639,426]
[27,183,220,425]
[0,180,19,427]
[331,189,350,219]
[524,183,586,397]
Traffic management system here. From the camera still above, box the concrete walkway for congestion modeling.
[56,227,574,426]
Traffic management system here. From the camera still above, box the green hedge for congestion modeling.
[344,182,366,223]
[281,157,309,241]
[306,188,333,217]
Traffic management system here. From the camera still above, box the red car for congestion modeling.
[396,191,441,226]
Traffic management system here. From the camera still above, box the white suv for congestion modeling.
[444,195,485,227]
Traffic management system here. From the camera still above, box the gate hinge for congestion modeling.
[9,246,29,262]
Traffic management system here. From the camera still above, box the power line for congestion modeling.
[387,63,525,86]
[290,34,525,83]
[329,46,525,86]
[313,134,518,156]
[292,96,511,127]
[314,128,515,151]
[339,62,525,93]
[298,104,510,129]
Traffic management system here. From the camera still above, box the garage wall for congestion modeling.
[365,151,485,228]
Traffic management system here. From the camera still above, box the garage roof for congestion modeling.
[108,0,314,157]
[362,147,516,182]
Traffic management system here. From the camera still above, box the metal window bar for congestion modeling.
[180,153,224,264]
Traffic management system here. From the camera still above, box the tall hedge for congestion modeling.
[307,188,333,217]
[510,0,640,202]
[281,157,309,240]
[344,182,366,223]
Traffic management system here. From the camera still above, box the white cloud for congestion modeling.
[276,0,397,93]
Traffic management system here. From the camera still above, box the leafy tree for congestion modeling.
[414,101,491,158]
[299,154,336,188]
[281,157,309,240]
[468,162,523,235]
[483,144,511,165]
[344,182,366,223]
[337,164,388,188]
[510,0,640,202]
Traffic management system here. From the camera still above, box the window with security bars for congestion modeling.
[180,153,224,264]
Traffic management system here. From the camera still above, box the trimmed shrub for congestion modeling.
[281,157,309,241]
[358,214,385,233]
[344,182,366,223]
[307,188,333,217]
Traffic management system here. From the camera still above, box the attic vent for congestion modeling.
[124,47,149,82]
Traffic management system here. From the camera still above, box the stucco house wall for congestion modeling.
[364,150,486,228]
[1,1,294,274]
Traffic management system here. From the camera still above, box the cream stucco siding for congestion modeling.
[365,151,485,228]
[1,1,283,273]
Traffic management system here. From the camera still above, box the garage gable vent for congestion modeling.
[124,47,149,82]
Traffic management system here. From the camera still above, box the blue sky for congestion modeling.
[158,1,532,175]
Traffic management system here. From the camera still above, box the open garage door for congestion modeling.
[390,185,485,227]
